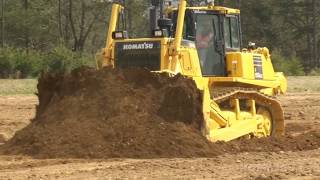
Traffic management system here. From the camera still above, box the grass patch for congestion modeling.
[0,79,37,95]
[287,76,320,92]
[0,76,319,95]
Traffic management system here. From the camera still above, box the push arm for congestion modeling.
[170,0,187,56]
[104,3,123,66]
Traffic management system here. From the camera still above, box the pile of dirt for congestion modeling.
[0,67,319,159]
[0,67,220,158]
[0,134,7,144]
[226,131,320,153]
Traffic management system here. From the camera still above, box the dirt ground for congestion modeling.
[0,93,319,180]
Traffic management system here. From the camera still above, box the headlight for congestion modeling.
[112,31,128,39]
[152,29,168,37]
[154,30,163,37]
[115,32,123,39]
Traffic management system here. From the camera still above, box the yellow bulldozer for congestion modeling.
[100,0,287,142]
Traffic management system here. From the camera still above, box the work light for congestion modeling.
[152,29,168,37]
[112,31,128,39]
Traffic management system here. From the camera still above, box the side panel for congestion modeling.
[261,54,276,80]
[253,55,263,80]
[226,52,276,81]
[226,52,254,79]
[179,48,203,77]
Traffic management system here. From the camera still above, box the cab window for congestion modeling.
[224,18,231,48]
[171,10,195,40]
[224,16,240,50]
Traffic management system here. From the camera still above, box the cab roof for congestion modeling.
[167,6,240,15]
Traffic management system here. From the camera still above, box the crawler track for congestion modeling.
[211,87,285,136]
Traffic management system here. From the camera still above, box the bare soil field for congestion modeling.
[0,76,319,179]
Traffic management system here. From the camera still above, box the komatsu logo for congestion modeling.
[123,42,154,50]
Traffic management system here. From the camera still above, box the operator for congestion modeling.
[196,24,214,67]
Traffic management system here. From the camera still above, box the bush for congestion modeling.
[271,49,305,76]
[0,46,95,78]
[11,50,41,78]
[0,49,14,78]
[308,68,320,76]
[45,45,95,74]
[0,48,45,78]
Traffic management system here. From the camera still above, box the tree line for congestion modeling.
[0,0,319,78]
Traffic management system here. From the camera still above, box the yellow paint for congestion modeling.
[102,0,287,142]
[250,100,256,116]
[256,107,272,137]
[170,6,240,15]
[103,3,124,67]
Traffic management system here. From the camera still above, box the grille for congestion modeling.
[115,41,161,71]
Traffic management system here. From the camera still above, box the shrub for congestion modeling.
[271,49,305,76]
[0,48,45,78]
[0,48,14,78]
[308,68,320,76]
[0,46,95,78]
[11,50,35,78]
[45,45,95,74]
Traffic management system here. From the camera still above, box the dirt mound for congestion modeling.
[1,67,319,159]
[0,67,219,158]
[226,131,320,153]
[0,134,8,143]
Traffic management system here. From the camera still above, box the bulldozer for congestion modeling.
[101,0,287,142]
